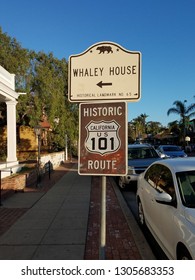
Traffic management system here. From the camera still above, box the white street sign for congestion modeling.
[85,120,121,155]
[68,41,141,102]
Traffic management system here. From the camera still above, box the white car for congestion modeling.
[136,157,195,259]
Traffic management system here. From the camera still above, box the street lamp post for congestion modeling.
[34,125,42,187]
[185,136,190,145]
[65,133,68,161]
[185,136,191,153]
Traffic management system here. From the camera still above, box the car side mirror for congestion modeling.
[155,192,172,204]
[156,151,166,158]
[159,153,166,158]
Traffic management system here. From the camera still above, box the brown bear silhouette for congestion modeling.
[96,46,113,54]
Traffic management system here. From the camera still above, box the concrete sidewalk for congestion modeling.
[0,163,154,260]
[0,165,91,259]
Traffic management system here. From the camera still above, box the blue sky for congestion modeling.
[1,0,195,126]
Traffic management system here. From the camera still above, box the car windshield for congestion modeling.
[128,147,158,160]
[163,146,181,152]
[177,171,195,208]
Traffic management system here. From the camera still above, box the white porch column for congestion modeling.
[6,100,18,162]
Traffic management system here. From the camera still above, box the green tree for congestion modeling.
[167,100,195,143]
[167,120,180,134]
[147,121,162,135]
[0,27,79,154]
[128,121,136,143]
[29,51,78,151]
[0,27,31,91]
[132,113,149,139]
[0,27,31,125]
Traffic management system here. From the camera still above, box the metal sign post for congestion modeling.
[100,175,106,260]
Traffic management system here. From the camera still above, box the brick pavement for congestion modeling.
[0,161,142,259]
[0,207,27,236]
[84,176,141,259]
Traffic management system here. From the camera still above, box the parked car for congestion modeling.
[156,145,187,158]
[117,144,161,189]
[136,157,195,259]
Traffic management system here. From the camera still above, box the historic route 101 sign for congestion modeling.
[79,102,127,176]
[69,41,141,102]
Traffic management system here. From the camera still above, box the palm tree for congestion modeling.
[167,100,195,143]
[132,113,149,139]
[147,121,162,135]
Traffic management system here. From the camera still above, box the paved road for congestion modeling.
[121,185,168,260]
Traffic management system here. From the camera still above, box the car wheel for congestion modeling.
[178,247,192,260]
[138,199,145,227]
[118,176,127,190]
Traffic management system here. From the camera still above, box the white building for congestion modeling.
[0,65,25,177]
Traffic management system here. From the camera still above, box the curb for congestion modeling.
[111,177,156,260]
